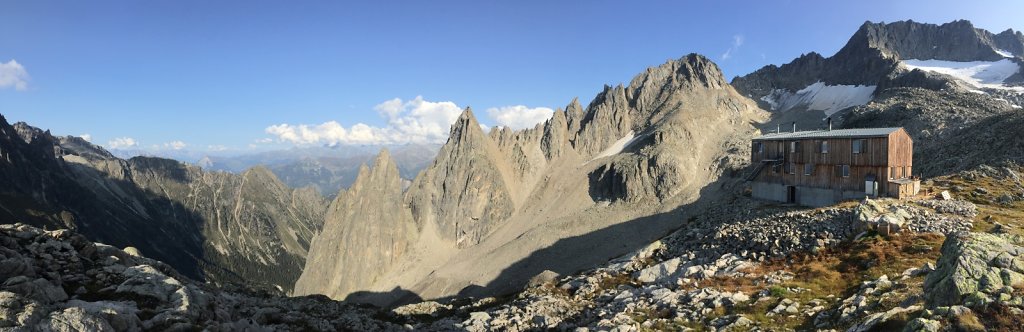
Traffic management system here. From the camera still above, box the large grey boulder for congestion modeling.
[2,276,67,304]
[636,258,682,284]
[38,307,116,332]
[924,232,1024,308]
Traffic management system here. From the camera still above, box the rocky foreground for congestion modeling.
[3,165,1023,331]
[389,195,996,331]
[1,196,1015,331]
[0,223,404,331]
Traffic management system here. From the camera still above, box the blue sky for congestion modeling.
[1,1,1021,152]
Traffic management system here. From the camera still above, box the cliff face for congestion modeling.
[295,53,767,304]
[295,150,416,299]
[0,115,326,294]
[406,110,520,248]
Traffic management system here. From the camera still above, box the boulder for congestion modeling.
[877,214,906,236]
[37,307,116,332]
[635,258,682,284]
[527,270,561,289]
[2,277,67,304]
[924,232,1024,308]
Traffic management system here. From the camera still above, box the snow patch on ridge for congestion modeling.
[760,82,876,116]
[589,131,638,162]
[995,49,1014,58]
[901,59,1024,93]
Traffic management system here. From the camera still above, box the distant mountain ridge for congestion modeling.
[0,117,326,294]
[199,144,437,196]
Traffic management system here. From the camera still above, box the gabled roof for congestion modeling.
[753,127,903,141]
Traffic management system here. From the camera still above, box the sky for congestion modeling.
[1,0,1022,153]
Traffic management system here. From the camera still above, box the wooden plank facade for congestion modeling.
[749,127,918,206]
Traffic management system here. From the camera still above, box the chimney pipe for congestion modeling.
[792,122,797,133]
[827,117,832,131]
[777,123,781,133]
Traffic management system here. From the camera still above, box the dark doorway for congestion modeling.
[786,186,796,204]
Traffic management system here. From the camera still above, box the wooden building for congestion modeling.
[747,127,919,206]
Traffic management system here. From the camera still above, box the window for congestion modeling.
[836,164,850,177]
[754,142,763,154]
[902,166,909,178]
[890,167,896,179]
[852,139,866,154]
[785,162,796,174]
[819,140,829,154]
[804,163,815,176]
[790,141,800,153]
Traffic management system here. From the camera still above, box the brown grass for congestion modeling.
[952,310,987,332]
[975,303,1024,332]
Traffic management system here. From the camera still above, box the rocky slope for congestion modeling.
[0,115,326,294]
[0,223,400,331]
[295,53,768,305]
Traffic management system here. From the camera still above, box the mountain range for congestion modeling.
[1,18,1024,330]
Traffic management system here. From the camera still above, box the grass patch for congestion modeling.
[716,233,945,330]
[975,303,1024,332]
[922,167,1024,237]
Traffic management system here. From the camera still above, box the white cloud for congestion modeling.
[486,105,555,130]
[207,145,228,151]
[79,134,92,142]
[266,96,463,145]
[721,34,745,60]
[164,141,187,150]
[107,137,138,150]
[0,60,30,91]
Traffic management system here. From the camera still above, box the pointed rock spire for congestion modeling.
[541,108,569,160]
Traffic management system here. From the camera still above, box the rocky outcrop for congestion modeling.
[924,232,1024,308]
[294,150,417,301]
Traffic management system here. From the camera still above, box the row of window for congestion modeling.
[776,163,850,177]
[889,166,911,179]
[754,139,868,155]
[773,163,911,179]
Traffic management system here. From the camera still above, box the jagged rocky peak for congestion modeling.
[565,97,585,135]
[574,53,740,158]
[294,148,417,302]
[449,106,485,141]
[993,28,1024,56]
[730,52,828,97]
[631,53,730,91]
[405,106,517,248]
[844,20,1009,61]
[541,108,569,160]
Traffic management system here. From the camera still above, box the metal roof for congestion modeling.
[753,127,903,141]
